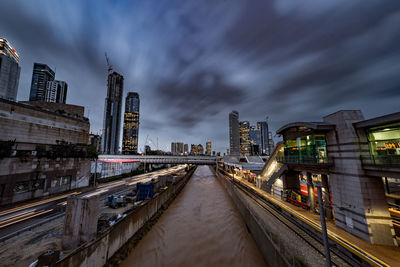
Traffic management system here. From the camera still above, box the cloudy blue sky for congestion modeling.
[1,0,400,153]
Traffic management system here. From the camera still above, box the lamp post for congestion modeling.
[316,183,331,267]
[94,158,98,187]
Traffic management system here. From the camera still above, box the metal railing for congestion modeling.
[277,155,333,165]
[361,155,400,167]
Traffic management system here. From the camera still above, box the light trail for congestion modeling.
[0,209,54,229]
[0,192,79,217]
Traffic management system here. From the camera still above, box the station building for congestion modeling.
[252,110,400,246]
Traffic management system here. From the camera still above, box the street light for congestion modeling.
[315,183,332,267]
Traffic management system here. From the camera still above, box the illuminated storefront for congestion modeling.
[284,134,328,162]
[367,123,400,157]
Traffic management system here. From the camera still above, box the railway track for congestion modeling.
[231,177,355,266]
[218,169,389,267]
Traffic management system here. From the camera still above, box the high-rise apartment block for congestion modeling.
[229,110,240,155]
[45,80,68,104]
[249,126,261,155]
[239,121,251,156]
[171,142,184,155]
[122,92,140,154]
[257,121,270,155]
[102,72,123,154]
[0,38,20,101]
[190,144,204,155]
[29,63,55,101]
[206,140,212,156]
[184,144,189,155]
[268,131,275,153]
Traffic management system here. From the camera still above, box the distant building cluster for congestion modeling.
[170,141,214,156]
[229,110,274,156]
[0,38,69,104]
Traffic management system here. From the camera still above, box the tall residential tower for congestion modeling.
[45,80,68,103]
[29,63,55,101]
[229,110,240,156]
[239,121,251,156]
[0,38,20,101]
[206,140,212,156]
[102,72,123,154]
[257,121,270,155]
[122,92,140,154]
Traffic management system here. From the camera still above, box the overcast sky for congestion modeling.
[1,0,400,153]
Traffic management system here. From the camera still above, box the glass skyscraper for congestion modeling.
[102,72,124,154]
[29,63,55,101]
[229,110,240,156]
[249,126,262,155]
[0,38,20,101]
[122,92,140,154]
[257,121,270,155]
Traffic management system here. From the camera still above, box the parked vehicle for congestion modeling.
[106,195,127,209]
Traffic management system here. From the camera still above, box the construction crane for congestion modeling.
[105,52,113,74]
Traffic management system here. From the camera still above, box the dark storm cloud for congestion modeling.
[1,0,400,152]
[155,72,246,128]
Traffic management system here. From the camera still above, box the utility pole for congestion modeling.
[316,183,332,267]
[94,158,98,187]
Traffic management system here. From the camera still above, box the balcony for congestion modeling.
[277,155,333,166]
[361,155,400,167]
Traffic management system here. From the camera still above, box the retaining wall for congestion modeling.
[215,168,291,267]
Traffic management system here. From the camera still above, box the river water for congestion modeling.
[120,166,266,267]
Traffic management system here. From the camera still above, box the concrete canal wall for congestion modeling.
[215,168,291,267]
[55,166,196,267]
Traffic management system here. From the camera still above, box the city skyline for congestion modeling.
[1,1,400,153]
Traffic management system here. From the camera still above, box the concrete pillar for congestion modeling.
[283,171,300,201]
[62,195,100,250]
[324,110,397,246]
[321,174,333,220]
[306,172,315,212]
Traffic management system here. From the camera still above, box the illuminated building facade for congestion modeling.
[229,110,240,155]
[206,140,212,156]
[0,38,20,101]
[239,121,251,156]
[190,144,204,155]
[102,72,123,154]
[122,92,140,154]
[29,63,55,101]
[45,80,68,104]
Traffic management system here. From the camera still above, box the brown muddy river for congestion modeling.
[120,165,266,267]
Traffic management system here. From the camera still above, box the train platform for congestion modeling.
[228,173,400,267]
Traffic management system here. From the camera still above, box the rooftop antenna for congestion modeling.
[105,52,113,74]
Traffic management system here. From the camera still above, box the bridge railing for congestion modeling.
[277,155,333,166]
[361,155,400,167]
